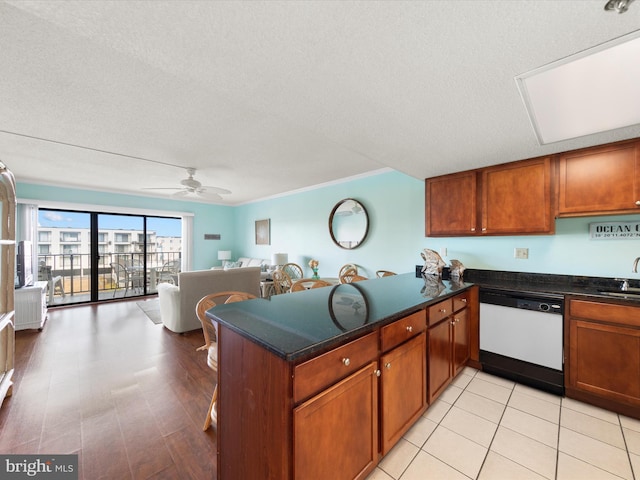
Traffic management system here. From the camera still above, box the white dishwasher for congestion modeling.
[479,288,565,395]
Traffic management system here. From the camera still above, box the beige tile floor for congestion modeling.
[368,367,639,480]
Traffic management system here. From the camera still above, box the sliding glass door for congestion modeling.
[37,208,181,305]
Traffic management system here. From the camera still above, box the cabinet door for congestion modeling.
[380,333,427,454]
[481,157,554,234]
[428,319,452,404]
[425,171,477,236]
[294,361,379,480]
[569,319,640,406]
[452,308,470,376]
[558,141,640,216]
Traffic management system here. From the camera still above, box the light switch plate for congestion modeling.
[514,247,529,259]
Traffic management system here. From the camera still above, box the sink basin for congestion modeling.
[598,290,640,300]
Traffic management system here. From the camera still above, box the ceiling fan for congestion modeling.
[143,167,231,200]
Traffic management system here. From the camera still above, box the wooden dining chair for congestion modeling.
[338,263,358,278]
[272,269,293,295]
[290,278,333,292]
[376,270,397,277]
[340,267,367,284]
[282,262,303,280]
[195,290,257,431]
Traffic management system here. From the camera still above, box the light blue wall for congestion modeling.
[234,170,424,279]
[236,170,640,280]
[17,172,640,280]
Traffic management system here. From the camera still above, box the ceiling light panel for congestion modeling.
[516,29,640,145]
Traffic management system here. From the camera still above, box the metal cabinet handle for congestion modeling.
[406,325,413,333]
[385,362,391,369]
[342,357,350,367]
[450,320,456,325]
[461,298,467,303]
[636,200,640,206]
[374,369,381,377]
[439,308,447,313]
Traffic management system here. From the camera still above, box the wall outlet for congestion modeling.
[439,247,447,257]
[514,247,529,259]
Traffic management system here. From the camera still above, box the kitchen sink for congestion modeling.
[598,290,640,300]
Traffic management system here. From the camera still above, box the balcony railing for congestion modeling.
[37,251,181,305]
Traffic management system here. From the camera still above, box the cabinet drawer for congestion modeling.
[428,299,452,327]
[293,332,379,403]
[569,298,640,328]
[452,292,470,313]
[381,310,426,352]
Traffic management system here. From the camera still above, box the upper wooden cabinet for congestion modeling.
[558,140,640,217]
[426,157,554,236]
[481,157,554,235]
[425,171,477,236]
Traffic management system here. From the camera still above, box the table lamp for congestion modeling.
[272,253,288,269]
[218,250,232,267]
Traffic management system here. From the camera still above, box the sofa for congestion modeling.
[157,267,262,333]
[212,257,271,280]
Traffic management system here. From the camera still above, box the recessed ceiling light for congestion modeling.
[515,29,640,145]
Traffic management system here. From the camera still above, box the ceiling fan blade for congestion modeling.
[201,186,232,195]
[142,187,182,191]
[196,191,223,201]
[172,190,189,198]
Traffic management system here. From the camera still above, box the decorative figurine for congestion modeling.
[449,259,465,280]
[420,248,445,276]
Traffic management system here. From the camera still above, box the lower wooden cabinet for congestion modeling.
[380,332,427,454]
[428,292,471,403]
[566,297,640,418]
[428,314,452,403]
[294,361,379,480]
[218,290,474,479]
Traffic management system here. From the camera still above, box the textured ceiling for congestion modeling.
[1,0,639,205]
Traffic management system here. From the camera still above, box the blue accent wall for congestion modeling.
[17,171,640,280]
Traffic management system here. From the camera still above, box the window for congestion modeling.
[60,231,81,242]
[114,233,129,243]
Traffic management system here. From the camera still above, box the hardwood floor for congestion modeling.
[0,299,217,479]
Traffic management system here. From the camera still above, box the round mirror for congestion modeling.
[328,198,369,249]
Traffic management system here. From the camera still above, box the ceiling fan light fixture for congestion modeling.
[604,0,634,13]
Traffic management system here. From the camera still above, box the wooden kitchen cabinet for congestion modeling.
[294,361,379,480]
[566,297,640,419]
[216,285,477,479]
[425,171,477,236]
[558,140,640,217]
[481,157,554,235]
[425,157,554,236]
[218,327,380,480]
[427,291,471,403]
[379,310,427,454]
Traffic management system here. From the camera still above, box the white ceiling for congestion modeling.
[1,0,639,205]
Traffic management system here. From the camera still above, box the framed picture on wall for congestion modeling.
[255,219,270,245]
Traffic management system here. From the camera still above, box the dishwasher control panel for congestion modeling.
[516,298,563,314]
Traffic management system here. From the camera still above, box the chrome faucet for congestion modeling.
[634,256,640,273]
[615,278,630,291]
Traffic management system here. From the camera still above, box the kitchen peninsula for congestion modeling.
[207,273,478,479]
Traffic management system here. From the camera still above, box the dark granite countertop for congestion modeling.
[462,268,640,303]
[206,273,473,362]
